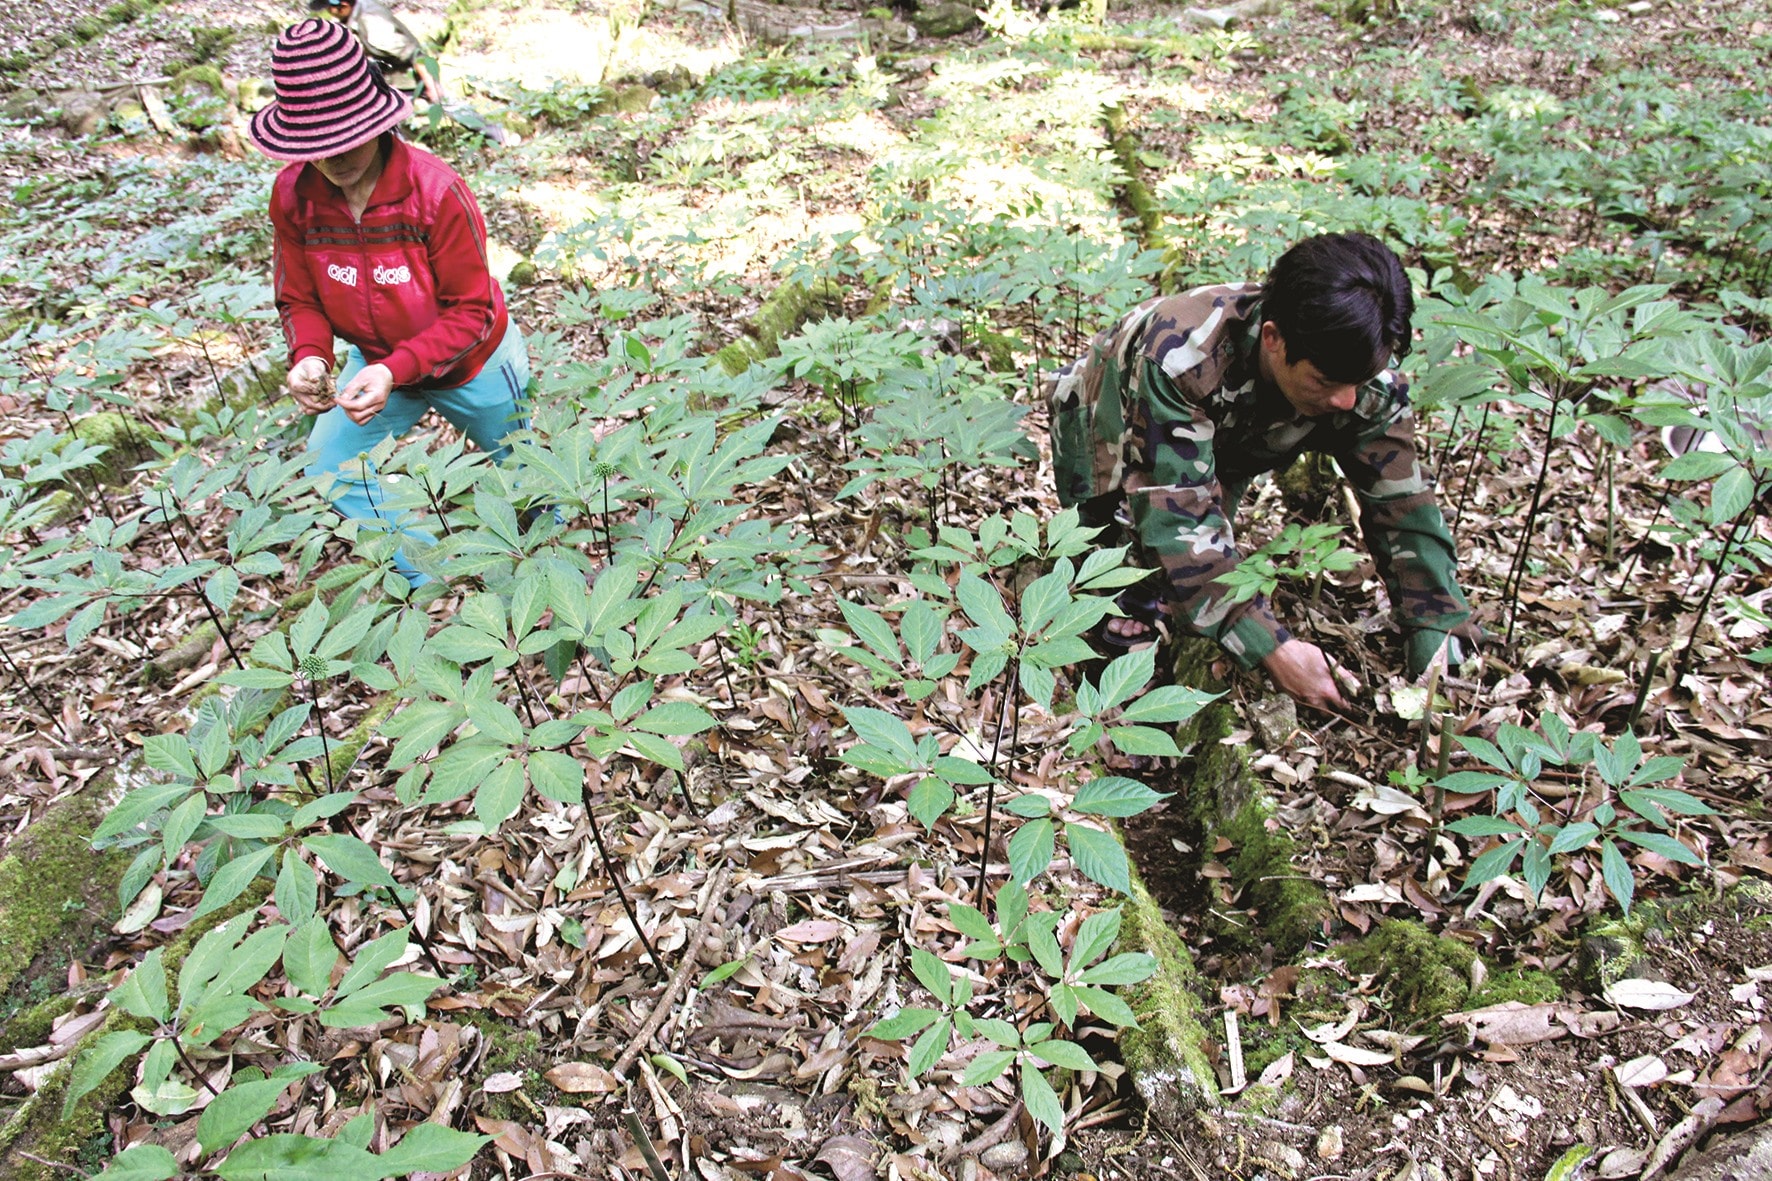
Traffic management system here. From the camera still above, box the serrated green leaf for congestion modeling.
[374,1124,492,1176]
[64,1030,151,1119]
[1072,776,1166,817]
[197,1077,297,1154]
[868,1007,941,1040]
[192,845,276,920]
[960,1049,1018,1087]
[1020,1062,1065,1135]
[98,1144,179,1181]
[1079,952,1156,986]
[1067,823,1130,893]
[910,948,952,1004]
[1107,725,1182,758]
[302,833,395,888]
[1008,818,1055,885]
[908,1016,950,1077]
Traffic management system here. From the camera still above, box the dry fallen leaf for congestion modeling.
[1604,979,1697,1012]
[815,1134,878,1181]
[775,919,846,944]
[1615,1054,1669,1089]
[543,1062,620,1094]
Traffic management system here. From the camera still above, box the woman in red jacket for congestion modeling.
[249,18,529,586]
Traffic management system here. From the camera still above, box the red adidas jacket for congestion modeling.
[269,137,508,390]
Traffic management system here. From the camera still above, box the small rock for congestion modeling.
[1316,1125,1344,1160]
[56,89,108,136]
[1257,1140,1306,1178]
[1593,6,1622,19]
[1624,0,1653,10]
[980,1141,1028,1171]
[908,0,981,37]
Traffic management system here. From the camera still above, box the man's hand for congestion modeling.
[288,356,335,415]
[1262,638,1361,713]
[338,364,394,425]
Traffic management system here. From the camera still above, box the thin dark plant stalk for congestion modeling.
[1604,448,1617,563]
[300,672,335,795]
[1673,495,1763,682]
[160,492,247,671]
[418,472,455,536]
[384,883,449,977]
[1502,393,1563,647]
[0,635,61,725]
[1449,403,1491,535]
[509,666,543,728]
[582,769,668,978]
[974,659,1017,911]
[1432,405,1465,490]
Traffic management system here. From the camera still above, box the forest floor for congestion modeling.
[0,0,1770,1175]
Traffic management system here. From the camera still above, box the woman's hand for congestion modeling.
[338,364,394,425]
[288,356,335,414]
[1262,638,1361,713]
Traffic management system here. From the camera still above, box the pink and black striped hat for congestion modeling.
[248,19,411,162]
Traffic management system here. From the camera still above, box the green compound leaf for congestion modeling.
[868,1007,942,1041]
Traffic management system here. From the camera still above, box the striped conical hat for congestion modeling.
[248,19,411,162]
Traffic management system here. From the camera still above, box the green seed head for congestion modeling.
[299,655,328,680]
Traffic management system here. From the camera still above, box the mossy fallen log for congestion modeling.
[0,883,273,1180]
[1170,639,1329,957]
[1117,858,1219,1127]
[0,773,128,998]
[1103,105,1165,249]
[711,277,845,376]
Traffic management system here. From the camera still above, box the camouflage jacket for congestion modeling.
[1047,283,1475,674]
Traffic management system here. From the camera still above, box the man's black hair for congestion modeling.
[1262,232,1414,385]
[307,0,347,10]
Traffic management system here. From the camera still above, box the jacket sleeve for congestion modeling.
[1129,363,1291,670]
[1335,379,1477,673]
[380,179,501,387]
[270,189,338,373]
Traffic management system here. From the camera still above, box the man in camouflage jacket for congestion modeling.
[1047,232,1478,711]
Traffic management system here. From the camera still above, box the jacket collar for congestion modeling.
[293,135,415,210]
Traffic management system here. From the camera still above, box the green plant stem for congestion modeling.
[418,472,455,536]
[300,673,335,796]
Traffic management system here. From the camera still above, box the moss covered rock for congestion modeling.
[1344,919,1476,1022]
[72,411,157,483]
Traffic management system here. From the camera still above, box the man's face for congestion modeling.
[1260,321,1361,417]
